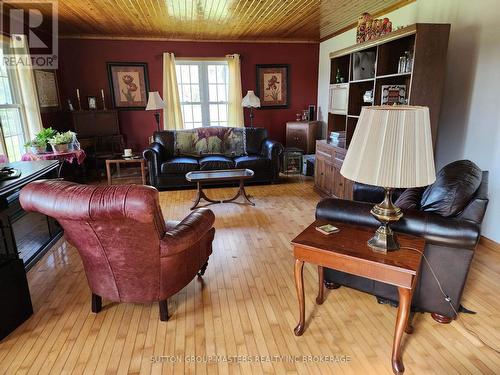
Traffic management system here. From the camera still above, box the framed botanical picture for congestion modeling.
[33,69,60,112]
[107,62,150,110]
[256,64,289,108]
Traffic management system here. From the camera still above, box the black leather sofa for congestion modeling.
[143,127,283,190]
[315,160,489,322]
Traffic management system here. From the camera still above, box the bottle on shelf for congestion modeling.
[398,55,407,74]
[336,68,341,83]
[404,51,413,72]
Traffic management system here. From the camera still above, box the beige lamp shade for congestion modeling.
[145,91,165,111]
[341,105,436,188]
[241,90,261,108]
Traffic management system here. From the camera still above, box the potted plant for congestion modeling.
[24,138,47,154]
[24,127,57,154]
[49,131,75,153]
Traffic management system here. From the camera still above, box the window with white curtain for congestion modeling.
[175,60,229,128]
[0,45,27,161]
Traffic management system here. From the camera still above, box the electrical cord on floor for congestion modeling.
[400,246,500,355]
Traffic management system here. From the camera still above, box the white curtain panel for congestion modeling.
[162,52,184,130]
[13,35,43,141]
[226,54,244,127]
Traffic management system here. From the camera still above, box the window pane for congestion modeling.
[181,65,191,83]
[217,84,227,102]
[217,65,226,83]
[218,104,227,122]
[191,84,200,102]
[193,105,202,122]
[209,104,219,122]
[190,66,199,83]
[207,65,217,83]
[182,85,191,102]
[175,66,182,83]
[0,108,25,161]
[208,84,217,102]
[183,104,193,122]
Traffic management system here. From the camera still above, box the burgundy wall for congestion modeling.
[53,39,319,150]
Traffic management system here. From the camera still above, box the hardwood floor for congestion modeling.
[0,178,498,374]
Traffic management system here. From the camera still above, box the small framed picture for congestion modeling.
[381,85,406,105]
[87,96,97,110]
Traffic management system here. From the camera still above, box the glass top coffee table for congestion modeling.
[185,169,255,210]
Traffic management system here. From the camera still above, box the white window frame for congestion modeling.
[175,60,229,128]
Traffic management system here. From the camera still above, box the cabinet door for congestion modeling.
[343,178,354,200]
[329,84,349,115]
[332,165,345,198]
[315,157,332,195]
[287,127,308,152]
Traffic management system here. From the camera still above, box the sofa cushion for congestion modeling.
[194,127,226,155]
[245,128,268,155]
[174,130,198,156]
[420,160,482,217]
[199,155,235,170]
[234,155,270,170]
[223,128,246,157]
[395,187,425,210]
[161,157,199,174]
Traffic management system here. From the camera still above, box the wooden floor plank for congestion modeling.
[1,178,499,375]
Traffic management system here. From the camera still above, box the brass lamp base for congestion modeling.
[368,188,403,253]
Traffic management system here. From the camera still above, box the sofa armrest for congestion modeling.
[316,198,480,249]
[143,142,165,185]
[160,208,215,257]
[261,139,283,160]
[353,182,404,203]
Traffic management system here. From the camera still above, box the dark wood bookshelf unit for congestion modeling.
[319,23,450,200]
[327,23,450,148]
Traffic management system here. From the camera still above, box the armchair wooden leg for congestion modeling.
[159,300,169,321]
[197,261,208,277]
[91,293,102,313]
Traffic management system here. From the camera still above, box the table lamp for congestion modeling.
[145,91,165,132]
[340,105,436,252]
[241,90,261,127]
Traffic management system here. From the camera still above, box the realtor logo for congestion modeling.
[1,0,58,69]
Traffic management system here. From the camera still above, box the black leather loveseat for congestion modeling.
[143,127,283,190]
[316,160,489,323]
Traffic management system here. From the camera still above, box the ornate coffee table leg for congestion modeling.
[392,287,411,374]
[294,259,305,336]
[316,266,324,305]
[191,182,221,210]
[222,179,255,206]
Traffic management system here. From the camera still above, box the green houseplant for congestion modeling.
[24,127,57,154]
[49,131,75,153]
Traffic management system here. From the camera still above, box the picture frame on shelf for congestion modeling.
[87,96,97,110]
[256,64,289,109]
[381,85,406,105]
[33,69,60,112]
[352,51,376,81]
[107,62,150,110]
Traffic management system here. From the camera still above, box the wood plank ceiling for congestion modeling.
[9,0,414,42]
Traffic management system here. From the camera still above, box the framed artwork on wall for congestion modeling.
[256,64,289,109]
[107,62,150,110]
[33,69,60,112]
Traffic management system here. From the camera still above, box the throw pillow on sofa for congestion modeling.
[420,160,482,217]
[223,128,246,157]
[175,130,198,156]
[194,128,226,155]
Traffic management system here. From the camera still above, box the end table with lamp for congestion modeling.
[292,106,436,374]
[242,90,260,127]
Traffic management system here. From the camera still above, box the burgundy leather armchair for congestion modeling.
[20,180,215,321]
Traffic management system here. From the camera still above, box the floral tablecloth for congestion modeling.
[21,149,86,165]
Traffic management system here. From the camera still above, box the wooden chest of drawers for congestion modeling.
[314,140,353,200]
[286,121,320,154]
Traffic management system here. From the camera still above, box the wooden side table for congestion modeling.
[291,220,424,374]
[106,157,147,185]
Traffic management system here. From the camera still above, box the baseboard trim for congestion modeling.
[480,236,500,252]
